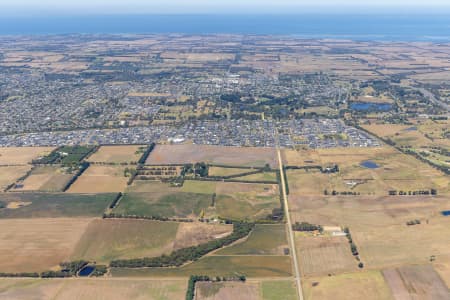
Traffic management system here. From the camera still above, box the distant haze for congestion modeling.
[2,1,450,15]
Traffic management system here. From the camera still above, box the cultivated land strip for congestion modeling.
[277,147,304,300]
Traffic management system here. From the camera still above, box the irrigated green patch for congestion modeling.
[0,193,115,218]
[262,280,297,300]
[112,256,292,277]
[216,224,288,255]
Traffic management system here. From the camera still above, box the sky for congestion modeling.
[2,0,450,15]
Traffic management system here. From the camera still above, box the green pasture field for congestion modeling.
[261,280,297,300]
[0,193,115,218]
[112,255,292,277]
[216,224,288,255]
[71,219,179,263]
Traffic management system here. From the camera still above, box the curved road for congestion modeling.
[277,148,304,300]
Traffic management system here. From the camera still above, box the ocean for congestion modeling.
[1,14,450,41]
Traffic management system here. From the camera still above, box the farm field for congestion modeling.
[208,166,253,177]
[433,255,450,288]
[196,281,260,300]
[72,219,232,263]
[71,219,180,263]
[12,166,73,192]
[146,144,277,168]
[116,180,216,218]
[282,149,322,166]
[116,190,212,219]
[362,121,450,168]
[0,218,91,272]
[0,147,54,165]
[117,180,279,221]
[216,224,288,255]
[0,278,187,300]
[87,145,145,163]
[233,171,278,182]
[302,270,393,300]
[286,146,449,196]
[295,234,358,276]
[382,264,449,300]
[261,280,297,300]
[0,193,115,218]
[195,279,297,300]
[112,255,292,277]
[0,165,30,190]
[289,195,450,270]
[67,165,128,193]
[215,182,280,221]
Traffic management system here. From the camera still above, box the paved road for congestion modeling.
[277,148,304,300]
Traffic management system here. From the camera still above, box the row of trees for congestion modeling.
[344,228,364,269]
[110,222,254,268]
[324,190,360,196]
[292,222,323,232]
[137,143,156,164]
[388,189,437,196]
[61,162,90,192]
[182,162,209,177]
[108,193,123,209]
[103,213,193,223]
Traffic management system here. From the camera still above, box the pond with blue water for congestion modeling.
[350,102,392,112]
[360,160,380,169]
[78,265,95,277]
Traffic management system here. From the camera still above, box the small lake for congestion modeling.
[360,160,380,169]
[350,102,392,112]
[404,126,418,131]
[78,265,95,277]
[442,211,450,216]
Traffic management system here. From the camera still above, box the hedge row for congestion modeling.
[61,162,90,192]
[137,143,156,165]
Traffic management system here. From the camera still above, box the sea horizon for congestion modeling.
[2,14,450,41]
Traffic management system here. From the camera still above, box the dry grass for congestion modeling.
[286,146,449,196]
[14,166,73,192]
[174,222,232,250]
[0,166,30,190]
[0,278,187,300]
[289,195,450,270]
[146,144,277,168]
[282,149,322,166]
[71,219,232,263]
[302,270,393,300]
[71,219,179,263]
[433,255,450,288]
[295,234,358,276]
[362,124,411,138]
[0,218,91,272]
[87,145,144,163]
[67,165,127,193]
[382,264,449,299]
[0,147,54,165]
